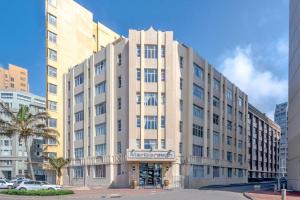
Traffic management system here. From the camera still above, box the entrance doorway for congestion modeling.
[139,163,162,187]
[2,171,11,180]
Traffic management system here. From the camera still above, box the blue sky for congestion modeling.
[0,0,288,117]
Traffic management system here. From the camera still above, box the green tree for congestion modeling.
[46,157,70,185]
[0,102,58,180]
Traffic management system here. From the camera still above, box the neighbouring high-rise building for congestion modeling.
[274,102,288,177]
[288,0,300,190]
[0,91,45,180]
[0,64,29,92]
[248,104,280,181]
[45,0,119,182]
[63,28,249,188]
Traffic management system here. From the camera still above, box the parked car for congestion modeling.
[10,177,27,182]
[16,181,62,190]
[0,179,14,189]
[12,179,30,188]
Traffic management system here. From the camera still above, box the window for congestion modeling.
[144,93,157,106]
[180,100,183,111]
[117,164,121,175]
[75,92,84,104]
[238,112,243,121]
[95,165,106,178]
[193,124,203,137]
[213,79,220,91]
[161,139,166,149]
[180,78,183,90]
[180,56,183,68]
[48,138,56,145]
[238,140,243,149]
[144,45,157,58]
[228,168,232,178]
[213,114,219,125]
[118,120,122,131]
[48,66,57,77]
[48,48,57,61]
[136,93,141,104]
[117,142,122,153]
[193,165,204,178]
[75,73,84,86]
[193,145,203,157]
[161,69,165,81]
[161,45,165,57]
[238,97,243,108]
[75,148,84,158]
[193,63,204,80]
[213,166,220,178]
[75,111,84,122]
[238,126,243,135]
[179,121,183,132]
[227,136,232,146]
[193,104,203,119]
[136,116,141,127]
[48,31,57,43]
[95,144,106,156]
[48,100,57,111]
[118,76,122,88]
[96,123,106,136]
[116,54,122,67]
[213,132,220,146]
[49,118,57,128]
[136,69,141,80]
[95,102,106,115]
[75,129,84,141]
[226,89,233,102]
[95,60,106,75]
[117,98,121,110]
[74,167,83,178]
[161,93,165,105]
[227,152,232,162]
[238,154,243,165]
[48,13,57,26]
[95,81,106,95]
[144,139,157,149]
[161,116,165,128]
[48,0,56,6]
[213,96,220,108]
[144,69,157,82]
[136,45,141,57]
[227,105,233,115]
[238,169,243,177]
[144,116,157,129]
[193,84,204,100]
[213,148,220,160]
[227,120,232,131]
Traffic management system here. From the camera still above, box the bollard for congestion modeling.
[281,189,286,200]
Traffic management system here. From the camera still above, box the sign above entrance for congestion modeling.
[127,150,176,161]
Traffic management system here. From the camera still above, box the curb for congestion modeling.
[243,192,255,200]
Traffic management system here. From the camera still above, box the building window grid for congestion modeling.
[75,73,84,86]
[144,116,158,129]
[95,60,106,75]
[144,45,158,58]
[95,123,106,136]
[144,69,157,82]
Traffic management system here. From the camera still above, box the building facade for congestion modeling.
[288,0,300,191]
[274,102,288,177]
[0,91,46,180]
[45,0,119,167]
[63,28,249,188]
[0,64,29,92]
[248,104,280,181]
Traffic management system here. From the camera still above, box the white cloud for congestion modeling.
[219,45,288,119]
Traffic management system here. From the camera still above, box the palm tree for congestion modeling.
[0,102,59,180]
[46,157,70,185]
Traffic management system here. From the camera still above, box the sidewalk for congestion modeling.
[245,191,300,200]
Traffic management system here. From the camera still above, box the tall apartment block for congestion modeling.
[274,102,288,177]
[0,91,45,180]
[63,28,249,188]
[0,64,29,92]
[289,0,300,190]
[247,104,280,181]
[45,0,119,182]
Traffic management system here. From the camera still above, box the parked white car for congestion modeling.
[0,179,14,189]
[16,181,62,190]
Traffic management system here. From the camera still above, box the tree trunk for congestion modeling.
[25,138,35,180]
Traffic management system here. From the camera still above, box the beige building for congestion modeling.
[45,0,119,182]
[288,0,300,190]
[0,64,29,92]
[63,28,249,188]
[248,104,280,181]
